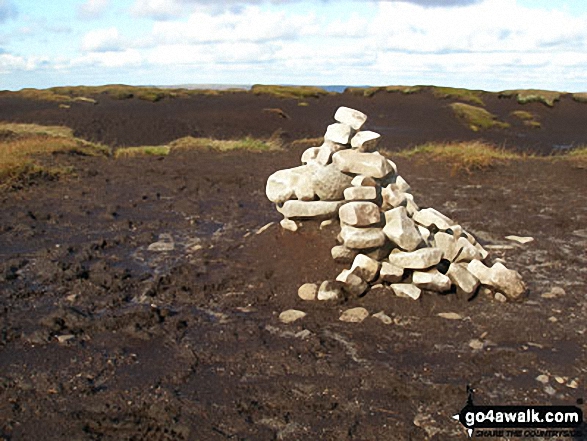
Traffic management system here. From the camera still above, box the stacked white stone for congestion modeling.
[266,106,526,303]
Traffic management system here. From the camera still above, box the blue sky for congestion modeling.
[1,0,586,91]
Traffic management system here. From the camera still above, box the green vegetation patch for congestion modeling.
[510,110,541,128]
[499,89,562,107]
[566,146,587,167]
[431,86,485,106]
[114,146,171,158]
[169,135,282,152]
[250,85,332,99]
[344,85,422,97]
[449,103,510,131]
[572,93,587,103]
[397,141,523,173]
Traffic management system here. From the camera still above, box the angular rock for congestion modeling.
[280,218,299,232]
[343,186,378,201]
[277,200,344,220]
[315,140,345,166]
[467,259,493,285]
[490,262,526,301]
[331,245,358,263]
[298,283,318,301]
[148,233,175,252]
[381,184,407,209]
[334,106,367,130]
[394,175,411,192]
[388,248,443,269]
[340,225,386,249]
[301,147,320,164]
[350,254,381,282]
[279,309,306,324]
[324,122,352,144]
[350,131,380,152]
[387,159,398,174]
[455,237,482,262]
[412,268,452,292]
[351,175,377,187]
[363,242,393,261]
[339,307,370,323]
[446,263,480,296]
[448,224,463,240]
[434,231,458,261]
[383,206,423,251]
[405,198,419,216]
[310,163,353,201]
[505,235,534,244]
[417,225,431,242]
[317,280,343,301]
[379,262,404,283]
[266,166,315,204]
[339,201,381,227]
[390,283,422,300]
[332,150,393,179]
[336,270,368,296]
[475,242,489,260]
[412,208,456,231]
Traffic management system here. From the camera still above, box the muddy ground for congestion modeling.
[0,93,586,440]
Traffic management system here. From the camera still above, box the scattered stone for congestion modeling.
[56,334,75,344]
[340,225,386,249]
[320,219,335,229]
[388,248,443,270]
[469,339,484,350]
[412,268,451,292]
[541,286,566,299]
[279,309,307,324]
[334,106,367,130]
[373,311,392,324]
[351,131,380,152]
[447,263,480,296]
[437,312,463,320]
[494,292,507,303]
[343,186,377,201]
[331,245,358,263]
[391,283,422,300]
[256,222,275,235]
[339,201,381,227]
[301,147,320,164]
[350,254,381,282]
[490,262,526,301]
[351,175,377,187]
[317,280,342,301]
[536,374,549,384]
[544,385,557,396]
[339,307,369,323]
[336,270,369,296]
[277,200,344,220]
[379,262,404,283]
[505,235,534,244]
[383,206,423,251]
[413,208,456,231]
[148,233,175,252]
[324,122,352,144]
[567,379,579,389]
[555,376,566,384]
[298,283,318,301]
[280,218,299,232]
[332,150,393,178]
[311,163,353,201]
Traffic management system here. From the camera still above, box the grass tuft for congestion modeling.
[450,103,510,131]
[344,85,422,97]
[510,110,541,128]
[565,146,587,168]
[431,86,485,106]
[572,93,587,103]
[114,146,171,158]
[397,141,523,174]
[169,135,282,152]
[250,85,332,99]
[499,89,562,107]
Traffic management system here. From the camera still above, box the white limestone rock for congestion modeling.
[339,307,370,323]
[340,225,387,249]
[298,283,318,301]
[379,262,404,283]
[394,175,411,192]
[350,254,381,282]
[351,175,377,187]
[279,309,306,324]
[266,166,315,204]
[301,147,320,164]
[405,198,419,216]
[317,280,343,301]
[339,202,381,227]
[412,207,457,231]
[351,131,381,152]
[324,123,352,144]
[277,200,344,220]
[412,268,452,292]
[280,218,299,232]
[417,225,431,242]
[467,259,493,285]
[446,263,480,296]
[490,262,526,301]
[310,163,353,201]
[390,283,422,300]
[434,231,458,261]
[332,150,393,179]
[334,106,367,131]
[315,140,346,166]
[331,245,358,263]
[387,248,443,269]
[336,270,369,296]
[383,206,423,251]
[381,184,407,209]
[455,237,482,262]
[343,186,378,201]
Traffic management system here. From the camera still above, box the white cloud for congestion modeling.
[130,0,183,20]
[81,27,125,52]
[78,0,110,19]
[72,49,143,68]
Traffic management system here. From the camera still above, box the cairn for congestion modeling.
[266,107,525,303]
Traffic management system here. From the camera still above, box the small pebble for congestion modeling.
[373,311,392,325]
[469,339,484,350]
[437,312,463,320]
[536,374,549,384]
[494,293,507,303]
[279,309,306,324]
[567,379,579,389]
[339,307,369,323]
[541,287,566,299]
[298,283,318,301]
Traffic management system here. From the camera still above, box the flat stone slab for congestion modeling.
[412,208,457,231]
[343,186,378,201]
[277,200,344,219]
[390,283,422,300]
[412,268,452,292]
[334,106,367,130]
[340,225,387,249]
[380,261,404,283]
[339,201,381,227]
[332,150,393,179]
[350,131,380,152]
[387,248,443,269]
